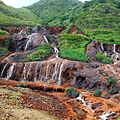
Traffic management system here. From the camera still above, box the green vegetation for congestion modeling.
[27,0,80,25]
[107,77,119,95]
[65,87,79,98]
[108,77,117,86]
[93,89,102,97]
[0,47,8,57]
[27,43,53,61]
[59,34,90,62]
[0,29,8,36]
[96,51,113,64]
[0,0,38,26]
[108,86,119,95]
[17,83,27,88]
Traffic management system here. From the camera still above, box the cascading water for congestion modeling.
[113,44,116,53]
[52,62,58,80]
[53,46,59,58]
[45,62,50,80]
[22,64,27,81]
[24,36,32,51]
[7,63,15,79]
[0,63,8,77]
[99,111,115,120]
[43,36,48,43]
[58,61,65,85]
[100,43,104,52]
[76,94,86,106]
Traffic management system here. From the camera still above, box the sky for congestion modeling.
[2,0,89,8]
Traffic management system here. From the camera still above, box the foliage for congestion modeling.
[108,77,117,86]
[96,51,113,64]
[93,89,102,97]
[17,83,27,88]
[65,87,79,98]
[5,36,12,48]
[0,47,8,57]
[59,34,90,62]
[0,29,8,36]
[27,43,53,61]
[108,87,119,95]
[60,48,89,62]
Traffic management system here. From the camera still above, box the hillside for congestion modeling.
[27,0,80,25]
[0,0,38,26]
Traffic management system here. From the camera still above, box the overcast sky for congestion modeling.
[2,0,89,8]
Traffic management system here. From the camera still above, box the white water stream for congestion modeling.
[1,63,8,77]
[7,63,15,79]
[24,37,32,50]
[99,111,115,120]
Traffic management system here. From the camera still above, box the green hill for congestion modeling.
[27,0,80,25]
[0,0,38,26]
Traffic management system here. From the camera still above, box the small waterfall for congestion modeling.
[99,111,115,120]
[1,63,8,77]
[45,62,50,80]
[53,46,59,58]
[113,44,116,53]
[19,30,24,34]
[34,63,38,82]
[22,64,27,81]
[52,62,58,80]
[43,36,48,43]
[100,43,104,52]
[58,61,65,85]
[76,94,86,106]
[24,36,32,51]
[7,63,15,79]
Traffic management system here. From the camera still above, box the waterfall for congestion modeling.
[22,64,27,81]
[24,37,32,51]
[53,46,59,58]
[113,44,116,53]
[52,62,58,80]
[99,111,115,120]
[58,61,65,85]
[43,36,48,43]
[45,62,50,80]
[7,63,15,79]
[34,63,38,82]
[100,43,104,52]
[76,94,86,106]
[1,63,8,77]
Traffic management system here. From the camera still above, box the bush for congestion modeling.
[27,43,53,61]
[96,51,113,64]
[93,89,102,97]
[65,87,79,98]
[108,77,117,86]
[60,48,89,62]
[0,47,8,57]
[17,83,27,88]
[0,29,8,36]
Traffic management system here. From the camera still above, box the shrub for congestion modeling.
[65,87,79,98]
[17,83,27,88]
[108,77,117,86]
[93,89,102,97]
[60,48,89,62]
[27,43,53,61]
[96,51,113,64]
[0,47,8,57]
[0,29,8,36]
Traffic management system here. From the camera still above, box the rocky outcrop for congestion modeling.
[32,25,65,35]
[1,57,120,91]
[86,40,101,61]
[9,31,45,52]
